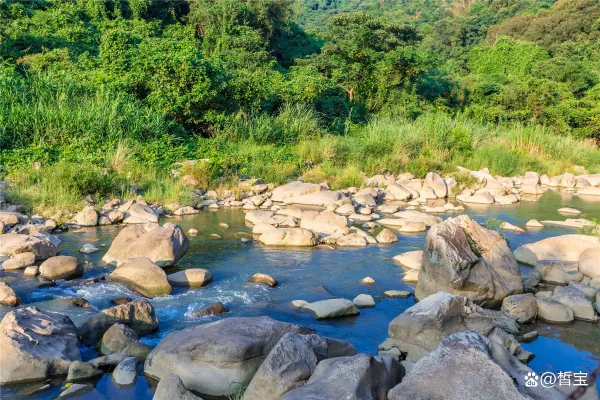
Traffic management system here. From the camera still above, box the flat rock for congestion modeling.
[384,290,411,298]
[514,235,600,266]
[301,299,359,320]
[393,250,423,270]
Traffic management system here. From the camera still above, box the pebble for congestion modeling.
[362,277,375,284]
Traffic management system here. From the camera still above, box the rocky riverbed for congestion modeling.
[1,168,600,399]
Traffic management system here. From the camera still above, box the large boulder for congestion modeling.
[0,233,58,259]
[281,354,404,400]
[102,223,189,267]
[109,257,172,298]
[271,182,342,206]
[424,172,448,198]
[579,247,600,279]
[0,307,81,384]
[514,235,600,266]
[379,292,513,362]
[551,285,596,321]
[536,297,574,324]
[69,206,98,226]
[300,210,349,235]
[154,373,203,400]
[416,215,522,307]
[258,228,319,247]
[144,316,314,397]
[79,299,158,345]
[387,332,563,400]
[39,256,83,280]
[123,203,159,224]
[243,332,357,400]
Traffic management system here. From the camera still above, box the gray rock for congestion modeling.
[79,244,99,254]
[100,323,139,355]
[387,332,563,400]
[154,373,203,400]
[194,302,228,317]
[0,307,81,384]
[416,215,522,308]
[301,298,360,320]
[66,361,102,382]
[281,354,403,400]
[378,292,516,362]
[501,294,537,324]
[112,357,138,386]
[353,294,375,308]
[79,299,158,345]
[243,333,356,400]
[383,290,411,298]
[102,223,189,267]
[144,316,313,397]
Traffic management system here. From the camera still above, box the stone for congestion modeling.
[579,247,600,279]
[522,271,542,290]
[362,277,375,284]
[383,289,411,298]
[245,210,275,224]
[100,323,140,355]
[153,373,202,400]
[424,172,448,198]
[188,229,198,235]
[458,192,494,204]
[397,221,427,233]
[112,357,138,386]
[24,265,39,276]
[535,298,574,324]
[144,316,313,397]
[403,269,420,282]
[39,256,83,280]
[244,332,357,400]
[0,282,21,306]
[78,299,158,345]
[89,352,129,369]
[0,211,23,227]
[393,250,423,270]
[168,269,213,288]
[301,299,360,320]
[560,173,576,188]
[525,219,544,228]
[353,294,375,308]
[0,307,81,384]
[386,184,412,201]
[300,210,349,235]
[494,194,519,205]
[375,228,397,244]
[501,294,537,324]
[392,210,442,226]
[66,361,102,382]
[259,228,319,247]
[578,186,600,196]
[69,206,98,226]
[416,215,522,308]
[335,203,356,215]
[0,233,58,259]
[79,243,99,254]
[335,233,367,247]
[248,273,277,287]
[514,234,600,266]
[59,383,94,398]
[173,206,199,216]
[281,354,403,400]
[569,282,597,301]
[378,292,513,362]
[354,193,377,207]
[500,222,524,233]
[523,171,540,185]
[123,203,159,224]
[521,184,543,195]
[271,182,342,206]
[109,257,172,298]
[195,302,228,317]
[558,207,581,215]
[106,209,125,224]
[102,223,189,267]
[551,285,596,321]
[2,252,35,270]
[387,331,563,400]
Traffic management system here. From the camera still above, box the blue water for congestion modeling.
[1,189,599,399]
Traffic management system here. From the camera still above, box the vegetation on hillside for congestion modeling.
[0,0,599,213]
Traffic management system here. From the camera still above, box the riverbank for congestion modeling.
[2,113,600,217]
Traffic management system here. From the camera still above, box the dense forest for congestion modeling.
[0,0,599,212]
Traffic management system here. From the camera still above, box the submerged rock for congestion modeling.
[248,273,277,287]
[167,268,213,288]
[194,302,228,317]
[416,215,522,307]
[387,332,563,400]
[144,316,313,397]
[301,299,360,320]
[0,307,81,384]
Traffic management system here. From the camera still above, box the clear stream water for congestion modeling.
[1,189,600,399]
